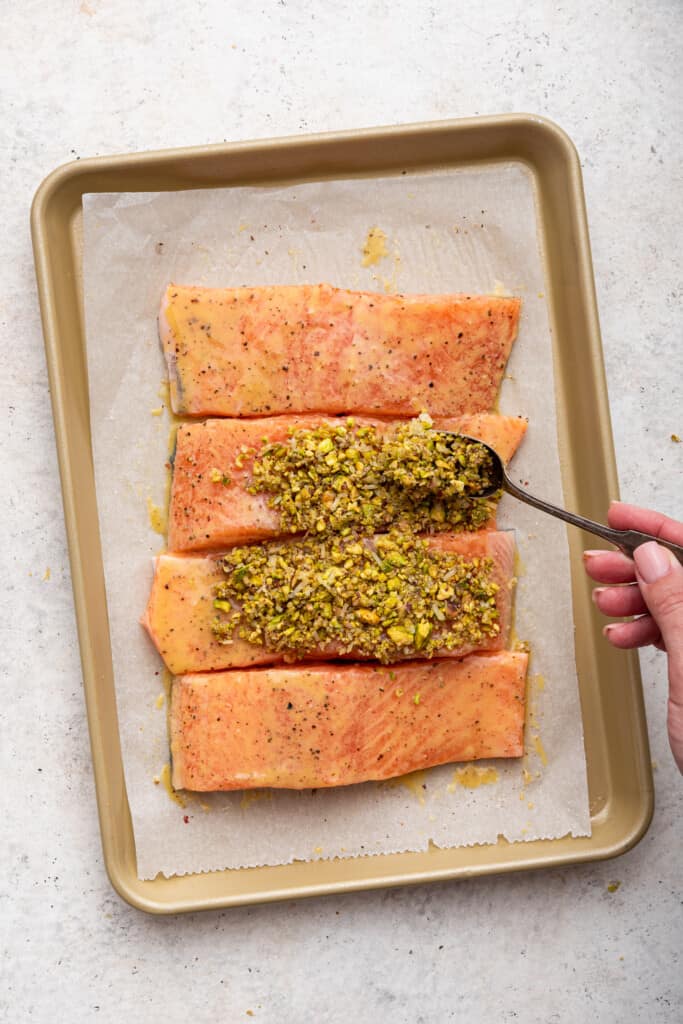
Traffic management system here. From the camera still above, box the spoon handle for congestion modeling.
[503,474,683,564]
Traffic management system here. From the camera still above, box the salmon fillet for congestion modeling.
[160,284,521,418]
[142,531,516,674]
[170,652,528,791]
[168,412,527,552]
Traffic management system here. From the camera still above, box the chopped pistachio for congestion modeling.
[210,467,231,485]
[414,621,432,650]
[356,608,380,625]
[211,528,500,663]
[247,417,499,536]
[387,625,415,646]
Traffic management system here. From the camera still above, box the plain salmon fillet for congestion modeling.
[160,284,521,418]
[168,412,528,552]
[142,531,516,674]
[170,652,528,791]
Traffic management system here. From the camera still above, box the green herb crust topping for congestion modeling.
[211,529,500,663]
[247,416,498,536]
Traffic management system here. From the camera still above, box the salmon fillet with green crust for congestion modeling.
[168,412,527,551]
[142,530,516,674]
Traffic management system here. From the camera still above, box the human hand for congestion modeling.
[583,501,683,774]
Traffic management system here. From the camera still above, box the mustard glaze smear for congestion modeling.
[361,226,389,267]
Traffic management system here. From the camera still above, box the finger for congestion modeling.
[608,501,683,545]
[668,699,683,775]
[633,543,683,772]
[634,543,683,666]
[592,583,648,618]
[603,615,662,649]
[583,550,636,584]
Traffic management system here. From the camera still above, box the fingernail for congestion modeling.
[603,624,617,637]
[609,500,624,507]
[583,550,604,560]
[591,587,606,604]
[634,542,675,584]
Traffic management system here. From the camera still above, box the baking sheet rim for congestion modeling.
[30,113,653,914]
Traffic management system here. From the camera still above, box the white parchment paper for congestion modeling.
[83,164,590,880]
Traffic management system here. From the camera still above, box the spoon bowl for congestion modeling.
[435,432,683,564]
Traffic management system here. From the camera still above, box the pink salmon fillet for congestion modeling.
[160,283,521,418]
[170,652,528,790]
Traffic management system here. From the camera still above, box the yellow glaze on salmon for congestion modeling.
[170,652,528,790]
[168,412,527,552]
[160,284,521,418]
[142,531,516,674]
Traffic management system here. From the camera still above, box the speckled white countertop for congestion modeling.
[2,3,681,1021]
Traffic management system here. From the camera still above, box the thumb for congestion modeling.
[633,542,683,773]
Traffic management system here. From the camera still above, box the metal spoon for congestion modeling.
[438,433,683,564]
